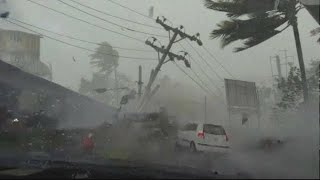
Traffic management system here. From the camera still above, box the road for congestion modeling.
[122,135,318,179]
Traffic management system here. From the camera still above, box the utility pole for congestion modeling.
[279,49,295,78]
[204,96,207,123]
[139,16,202,111]
[275,55,283,79]
[114,64,119,106]
[279,50,288,78]
[137,65,143,98]
[270,55,282,105]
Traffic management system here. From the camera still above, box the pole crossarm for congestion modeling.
[138,16,203,111]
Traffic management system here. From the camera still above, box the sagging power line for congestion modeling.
[107,0,154,21]
[5,19,157,61]
[26,0,145,43]
[56,0,166,38]
[185,40,223,81]
[202,46,235,79]
[106,0,234,82]
[174,62,214,96]
[178,42,223,95]
[9,17,154,53]
[190,68,218,97]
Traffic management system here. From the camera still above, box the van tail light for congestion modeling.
[197,131,205,139]
[225,134,229,142]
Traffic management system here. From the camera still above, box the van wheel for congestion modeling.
[190,142,197,153]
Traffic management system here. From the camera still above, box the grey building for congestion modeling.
[0,28,52,80]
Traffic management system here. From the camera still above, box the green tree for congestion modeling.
[277,66,303,110]
[276,60,319,110]
[306,60,319,93]
[204,0,309,102]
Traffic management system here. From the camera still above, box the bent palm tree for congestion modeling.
[90,42,119,75]
[204,0,309,102]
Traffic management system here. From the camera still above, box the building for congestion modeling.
[0,59,117,129]
[0,28,52,80]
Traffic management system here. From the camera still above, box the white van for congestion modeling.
[176,123,230,153]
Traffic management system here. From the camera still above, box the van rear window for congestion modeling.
[203,124,226,135]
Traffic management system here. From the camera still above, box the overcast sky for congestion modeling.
[1,0,319,96]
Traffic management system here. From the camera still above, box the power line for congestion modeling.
[178,42,223,95]
[56,0,166,38]
[107,0,154,21]
[90,0,227,101]
[202,46,235,79]
[75,0,226,98]
[5,19,157,61]
[190,54,224,95]
[190,68,217,96]
[185,40,224,81]
[68,0,161,30]
[26,0,145,43]
[173,62,216,97]
[104,1,221,95]
[9,17,154,53]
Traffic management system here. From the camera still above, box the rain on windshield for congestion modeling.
[0,0,318,179]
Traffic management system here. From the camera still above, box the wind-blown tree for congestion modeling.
[204,0,309,102]
[306,60,320,93]
[90,42,119,75]
[277,66,303,110]
[79,72,132,106]
[90,42,120,103]
[310,27,320,44]
[276,60,319,110]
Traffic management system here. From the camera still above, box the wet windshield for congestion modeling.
[0,0,319,179]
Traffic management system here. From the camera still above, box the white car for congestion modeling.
[176,122,230,153]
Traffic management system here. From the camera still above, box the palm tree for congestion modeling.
[204,0,309,102]
[90,42,119,75]
[90,42,120,104]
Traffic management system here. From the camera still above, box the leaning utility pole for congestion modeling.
[139,16,202,111]
[137,65,143,98]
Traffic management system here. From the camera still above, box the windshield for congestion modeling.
[0,0,318,179]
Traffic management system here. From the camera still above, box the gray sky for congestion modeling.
[1,0,319,96]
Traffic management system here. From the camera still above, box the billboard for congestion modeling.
[224,79,259,109]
